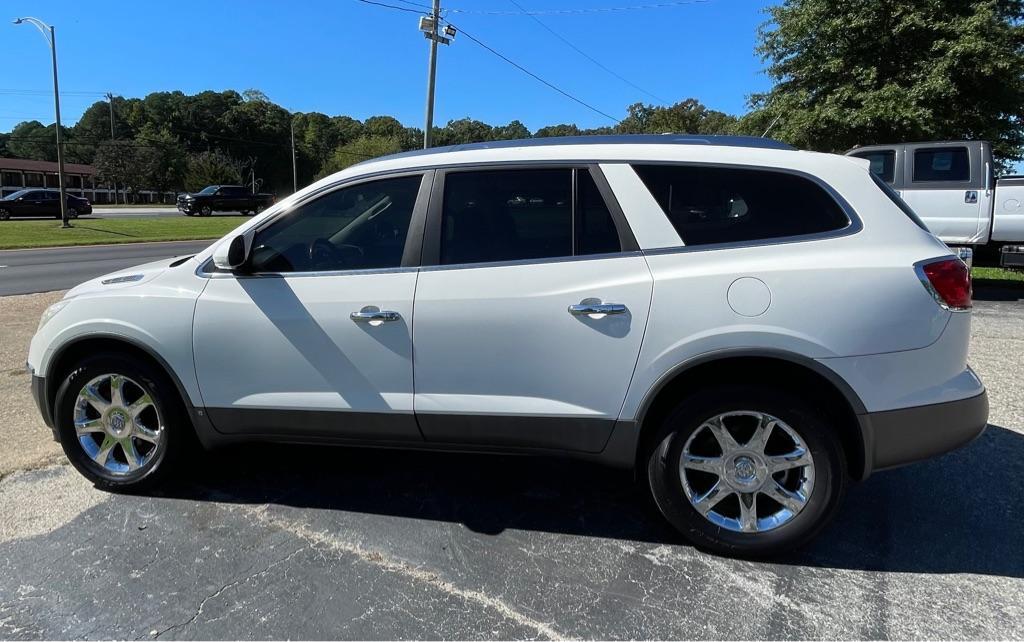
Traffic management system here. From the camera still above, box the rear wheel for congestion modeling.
[0,208,9,221]
[646,385,846,557]
[54,354,189,492]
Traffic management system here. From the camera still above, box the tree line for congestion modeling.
[2,0,1022,195]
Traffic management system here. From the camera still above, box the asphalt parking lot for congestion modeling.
[0,289,1021,639]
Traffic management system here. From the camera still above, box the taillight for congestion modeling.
[917,257,972,310]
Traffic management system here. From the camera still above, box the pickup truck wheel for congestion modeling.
[53,354,188,492]
[646,384,846,557]
[199,205,213,217]
[254,204,265,214]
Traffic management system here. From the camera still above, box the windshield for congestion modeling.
[197,186,219,195]
[2,189,31,201]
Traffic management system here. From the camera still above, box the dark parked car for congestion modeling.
[0,189,92,220]
[177,185,275,216]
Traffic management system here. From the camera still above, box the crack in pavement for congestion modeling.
[240,504,571,641]
[150,543,309,640]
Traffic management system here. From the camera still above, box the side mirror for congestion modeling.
[212,231,254,271]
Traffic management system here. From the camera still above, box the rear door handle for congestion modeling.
[568,302,627,316]
[351,309,401,322]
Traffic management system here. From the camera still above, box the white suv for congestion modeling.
[27,135,988,556]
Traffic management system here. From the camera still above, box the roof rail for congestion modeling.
[362,134,795,166]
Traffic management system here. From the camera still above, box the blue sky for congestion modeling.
[0,0,775,132]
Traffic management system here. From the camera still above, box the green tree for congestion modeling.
[318,136,403,177]
[753,0,1024,166]
[94,141,143,200]
[493,120,531,140]
[435,118,495,145]
[534,123,582,138]
[617,99,738,135]
[184,150,242,192]
[7,121,56,161]
[136,127,186,192]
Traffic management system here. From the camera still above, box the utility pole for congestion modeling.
[419,1,455,149]
[106,92,117,204]
[423,0,440,149]
[291,119,298,193]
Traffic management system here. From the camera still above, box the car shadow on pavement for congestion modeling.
[159,423,1024,578]
[974,281,1024,302]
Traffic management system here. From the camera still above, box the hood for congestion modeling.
[63,256,184,299]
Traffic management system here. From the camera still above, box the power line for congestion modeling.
[447,1,708,15]
[352,0,620,123]
[505,0,670,105]
[0,88,107,96]
[353,0,425,14]
[446,21,620,123]
[393,0,433,9]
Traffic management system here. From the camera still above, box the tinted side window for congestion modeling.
[440,168,623,265]
[577,170,621,255]
[853,150,896,183]
[250,175,422,273]
[632,164,849,246]
[913,147,970,182]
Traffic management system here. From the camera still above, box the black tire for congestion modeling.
[53,354,190,492]
[646,384,847,558]
[67,207,78,219]
[200,205,213,217]
[0,208,9,221]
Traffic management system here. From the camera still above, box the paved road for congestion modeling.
[0,241,211,296]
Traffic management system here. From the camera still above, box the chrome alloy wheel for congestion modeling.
[73,374,165,475]
[680,411,814,533]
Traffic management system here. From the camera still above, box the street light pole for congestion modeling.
[106,92,117,205]
[14,17,69,227]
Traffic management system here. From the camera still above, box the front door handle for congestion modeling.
[568,302,627,316]
[351,308,401,323]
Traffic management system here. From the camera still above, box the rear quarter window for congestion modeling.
[631,164,850,247]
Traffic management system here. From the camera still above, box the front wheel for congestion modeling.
[646,385,846,557]
[67,207,79,219]
[0,208,10,221]
[199,205,213,217]
[53,354,189,492]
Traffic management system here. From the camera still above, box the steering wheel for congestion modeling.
[308,238,364,270]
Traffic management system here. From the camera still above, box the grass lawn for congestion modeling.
[0,217,248,250]
[973,266,1024,288]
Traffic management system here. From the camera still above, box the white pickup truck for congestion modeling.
[847,141,1024,267]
